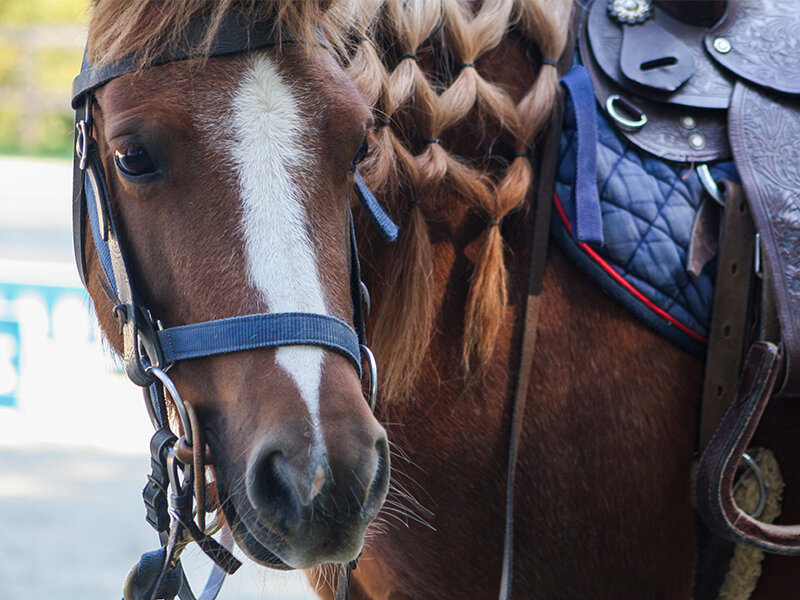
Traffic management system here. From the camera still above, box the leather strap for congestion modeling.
[72,102,89,287]
[72,12,299,106]
[698,181,756,450]
[695,342,800,554]
[335,563,353,600]
[728,81,800,398]
[497,84,564,600]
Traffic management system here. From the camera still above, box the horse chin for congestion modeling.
[216,476,364,570]
[217,486,293,570]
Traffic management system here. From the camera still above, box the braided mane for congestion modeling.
[342,0,573,400]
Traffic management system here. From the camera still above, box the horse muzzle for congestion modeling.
[213,420,390,569]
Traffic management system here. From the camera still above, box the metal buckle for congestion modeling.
[697,164,724,206]
[360,281,371,317]
[75,120,89,170]
[360,345,378,411]
[147,365,193,447]
[75,95,93,170]
[605,94,648,131]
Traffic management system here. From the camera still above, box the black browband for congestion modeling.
[72,11,304,106]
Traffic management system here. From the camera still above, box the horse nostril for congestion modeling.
[364,435,390,517]
[247,449,297,522]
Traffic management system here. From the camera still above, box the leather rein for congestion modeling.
[71,12,396,600]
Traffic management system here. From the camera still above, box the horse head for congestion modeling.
[75,4,389,570]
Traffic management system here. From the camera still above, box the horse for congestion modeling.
[72,1,800,599]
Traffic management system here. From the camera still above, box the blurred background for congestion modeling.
[0,2,316,598]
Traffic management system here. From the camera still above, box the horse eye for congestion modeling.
[114,145,157,178]
[352,139,369,170]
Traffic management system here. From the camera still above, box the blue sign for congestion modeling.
[0,281,92,408]
[0,320,20,407]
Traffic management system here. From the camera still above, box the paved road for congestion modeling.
[0,445,318,600]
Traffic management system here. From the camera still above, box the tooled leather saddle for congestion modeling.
[580,0,800,559]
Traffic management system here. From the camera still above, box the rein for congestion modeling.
[71,12,396,600]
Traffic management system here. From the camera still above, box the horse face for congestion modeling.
[87,44,389,569]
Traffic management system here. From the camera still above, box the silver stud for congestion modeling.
[680,116,696,130]
[689,133,706,149]
[713,37,732,54]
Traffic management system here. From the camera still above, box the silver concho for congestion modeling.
[607,0,653,25]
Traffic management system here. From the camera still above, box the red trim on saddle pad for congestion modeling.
[553,192,708,345]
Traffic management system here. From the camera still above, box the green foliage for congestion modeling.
[0,0,90,157]
[0,0,88,24]
[37,47,84,92]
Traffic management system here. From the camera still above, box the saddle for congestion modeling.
[581,0,800,556]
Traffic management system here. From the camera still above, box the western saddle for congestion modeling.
[581,0,800,559]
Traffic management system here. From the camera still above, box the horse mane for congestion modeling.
[346,0,573,401]
[86,0,362,66]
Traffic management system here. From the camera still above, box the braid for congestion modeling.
[346,0,573,398]
[441,0,531,367]
[357,1,443,400]
[462,0,572,366]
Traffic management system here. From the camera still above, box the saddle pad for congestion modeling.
[554,92,737,357]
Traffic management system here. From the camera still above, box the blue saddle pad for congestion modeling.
[553,76,738,357]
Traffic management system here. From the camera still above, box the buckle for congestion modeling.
[360,345,378,411]
[75,95,93,170]
[75,120,89,170]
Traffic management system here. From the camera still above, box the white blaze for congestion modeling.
[231,52,327,452]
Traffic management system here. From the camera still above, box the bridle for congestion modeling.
[71,12,397,600]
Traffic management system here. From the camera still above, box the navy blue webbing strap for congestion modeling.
[158,312,362,375]
[84,161,118,293]
[560,64,603,245]
[354,170,398,242]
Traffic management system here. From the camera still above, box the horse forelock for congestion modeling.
[85,0,380,68]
